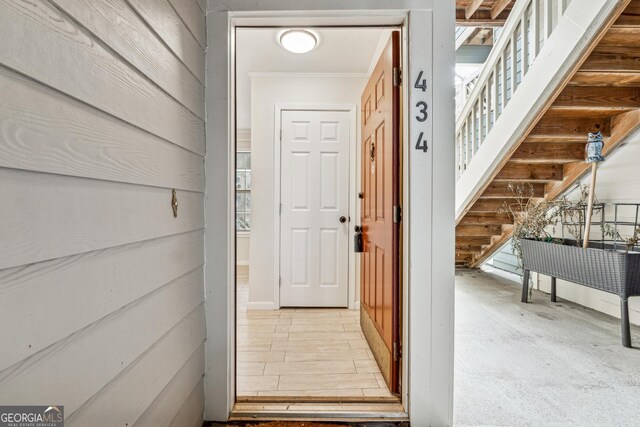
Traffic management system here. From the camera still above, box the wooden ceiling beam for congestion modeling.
[613,0,640,27]
[546,106,635,117]
[481,182,546,198]
[570,71,640,87]
[553,86,640,109]
[471,230,514,268]
[510,142,586,163]
[491,0,513,20]
[468,198,522,213]
[456,224,503,237]
[457,236,493,245]
[465,0,485,19]
[530,116,611,138]
[494,163,564,182]
[458,212,514,225]
[599,28,640,46]
[456,8,508,25]
[456,246,484,255]
[581,53,640,74]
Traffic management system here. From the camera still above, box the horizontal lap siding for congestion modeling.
[0,0,206,425]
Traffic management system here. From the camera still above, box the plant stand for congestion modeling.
[520,238,640,348]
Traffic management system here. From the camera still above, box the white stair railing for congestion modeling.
[456,0,573,180]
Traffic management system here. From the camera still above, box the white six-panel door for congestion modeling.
[279,110,350,307]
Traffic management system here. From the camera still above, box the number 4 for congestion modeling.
[415,132,428,153]
[414,71,427,92]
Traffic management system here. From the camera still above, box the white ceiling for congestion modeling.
[236,27,388,129]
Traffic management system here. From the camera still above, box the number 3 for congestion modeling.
[416,101,428,122]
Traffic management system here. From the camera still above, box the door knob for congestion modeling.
[339,216,347,223]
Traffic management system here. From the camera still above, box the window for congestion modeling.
[236,151,252,231]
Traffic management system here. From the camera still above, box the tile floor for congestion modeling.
[236,266,393,398]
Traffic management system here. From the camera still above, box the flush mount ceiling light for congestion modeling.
[279,29,318,54]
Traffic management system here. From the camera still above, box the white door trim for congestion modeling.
[273,104,358,310]
[204,3,455,425]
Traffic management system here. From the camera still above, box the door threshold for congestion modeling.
[237,396,401,404]
[230,401,408,423]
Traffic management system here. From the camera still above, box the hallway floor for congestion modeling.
[455,268,640,427]
[236,266,393,398]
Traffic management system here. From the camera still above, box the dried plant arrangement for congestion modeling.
[498,183,571,271]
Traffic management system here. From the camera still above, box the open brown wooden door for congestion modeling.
[360,31,401,394]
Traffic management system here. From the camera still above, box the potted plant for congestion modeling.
[500,184,640,348]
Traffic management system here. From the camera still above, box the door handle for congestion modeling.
[339,216,347,223]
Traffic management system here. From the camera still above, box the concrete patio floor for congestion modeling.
[455,268,640,427]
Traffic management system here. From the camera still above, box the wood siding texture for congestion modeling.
[0,0,206,425]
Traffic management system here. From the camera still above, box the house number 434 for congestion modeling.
[413,71,429,153]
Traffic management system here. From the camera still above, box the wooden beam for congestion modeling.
[494,163,564,182]
[529,116,611,138]
[456,254,473,263]
[491,0,513,20]
[471,230,514,268]
[581,52,640,73]
[458,212,513,225]
[481,182,546,198]
[599,28,640,46]
[456,246,484,255]
[456,225,503,236]
[553,86,640,109]
[468,198,521,213]
[570,71,640,87]
[510,142,586,163]
[465,0,485,19]
[545,109,640,200]
[613,0,640,27]
[546,106,635,117]
[456,8,508,25]
[456,236,493,245]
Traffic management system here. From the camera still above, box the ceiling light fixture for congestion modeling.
[279,29,318,54]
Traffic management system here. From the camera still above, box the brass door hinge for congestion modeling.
[393,67,402,87]
[393,342,402,361]
[392,205,402,224]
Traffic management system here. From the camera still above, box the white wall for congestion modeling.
[248,75,366,308]
[236,129,251,265]
[538,129,640,326]
[0,0,206,425]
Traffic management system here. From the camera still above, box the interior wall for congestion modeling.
[0,0,206,425]
[538,130,640,326]
[236,130,252,265]
[248,75,367,308]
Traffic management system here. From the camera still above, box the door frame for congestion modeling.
[274,104,358,310]
[204,2,455,425]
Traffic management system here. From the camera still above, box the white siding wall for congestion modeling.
[538,130,640,326]
[0,0,206,425]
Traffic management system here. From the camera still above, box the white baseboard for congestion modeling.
[246,301,278,310]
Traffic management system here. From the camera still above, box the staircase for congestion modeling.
[455,0,640,268]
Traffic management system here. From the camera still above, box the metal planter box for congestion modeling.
[520,238,640,347]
